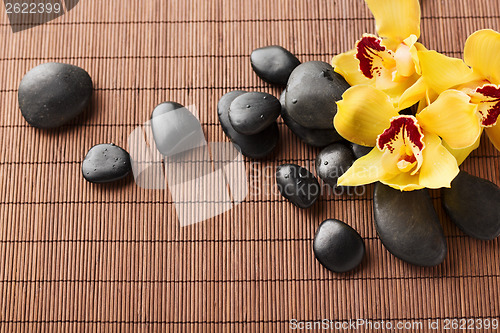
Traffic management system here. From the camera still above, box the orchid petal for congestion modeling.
[381,172,423,191]
[399,76,427,110]
[339,116,459,191]
[331,49,370,86]
[364,0,421,46]
[349,35,420,104]
[416,90,481,149]
[464,29,500,85]
[337,148,399,187]
[443,134,481,165]
[380,131,459,191]
[417,132,460,189]
[486,122,500,151]
[345,115,427,191]
[381,73,421,106]
[418,50,481,94]
[394,41,415,78]
[411,40,428,75]
[393,35,421,80]
[334,85,399,146]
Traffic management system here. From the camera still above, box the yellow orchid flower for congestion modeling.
[331,0,425,105]
[415,29,500,159]
[334,85,459,191]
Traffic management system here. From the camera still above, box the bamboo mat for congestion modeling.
[0,0,499,331]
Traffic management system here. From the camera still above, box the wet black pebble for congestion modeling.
[373,183,447,266]
[285,61,350,129]
[276,164,320,208]
[442,171,500,240]
[82,144,131,183]
[280,90,343,147]
[229,92,281,135]
[250,45,301,86]
[315,143,355,188]
[218,91,279,159]
[18,62,93,129]
[313,219,365,273]
[151,102,205,156]
[351,143,373,159]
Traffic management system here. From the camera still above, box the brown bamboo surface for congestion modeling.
[0,0,499,332]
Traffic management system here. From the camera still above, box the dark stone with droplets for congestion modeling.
[250,45,301,86]
[442,171,500,240]
[285,61,350,129]
[315,143,355,188]
[373,183,447,267]
[313,219,365,273]
[229,92,281,135]
[82,144,131,183]
[276,164,320,208]
[280,90,343,147]
[218,91,279,159]
[18,62,93,129]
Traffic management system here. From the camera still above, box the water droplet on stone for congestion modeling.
[292,99,298,104]
[82,143,132,184]
[246,104,251,108]
[316,143,355,188]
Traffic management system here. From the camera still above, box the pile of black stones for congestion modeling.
[17,46,500,273]
[219,45,500,272]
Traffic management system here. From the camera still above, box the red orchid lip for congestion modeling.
[474,85,500,127]
[356,35,390,79]
[377,115,425,152]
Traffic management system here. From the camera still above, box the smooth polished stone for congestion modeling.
[276,164,320,208]
[442,171,500,240]
[313,219,365,273]
[218,91,279,159]
[229,92,281,135]
[280,89,343,147]
[19,62,93,128]
[315,143,355,188]
[82,143,131,183]
[250,45,301,86]
[373,183,447,266]
[285,61,350,129]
